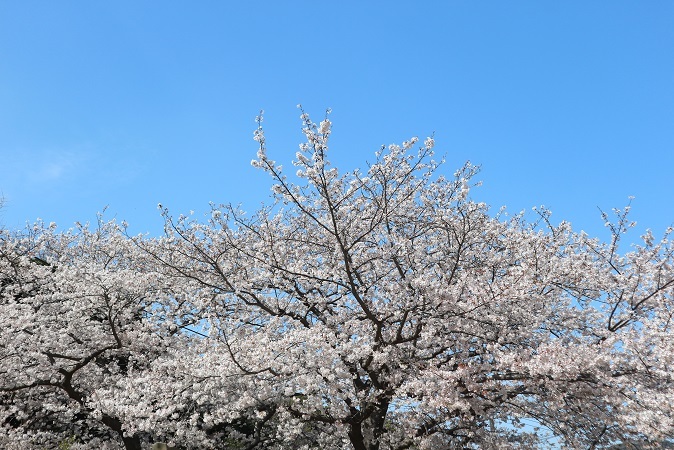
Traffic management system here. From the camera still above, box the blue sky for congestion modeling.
[1,2,673,244]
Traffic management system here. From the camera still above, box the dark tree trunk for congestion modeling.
[101,413,143,450]
[348,421,368,450]
[348,400,390,450]
[363,400,389,450]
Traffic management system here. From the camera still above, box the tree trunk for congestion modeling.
[363,400,389,450]
[348,421,368,450]
[101,414,143,450]
[348,400,390,450]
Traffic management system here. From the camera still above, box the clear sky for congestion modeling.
[1,2,673,244]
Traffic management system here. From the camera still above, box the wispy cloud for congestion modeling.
[33,159,74,181]
[1,149,87,191]
[7,144,145,190]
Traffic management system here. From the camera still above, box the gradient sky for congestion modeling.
[1,2,673,246]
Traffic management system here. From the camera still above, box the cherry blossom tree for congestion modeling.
[3,111,673,449]
[101,110,673,449]
[0,218,180,449]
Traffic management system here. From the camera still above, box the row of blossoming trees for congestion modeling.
[1,113,673,450]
